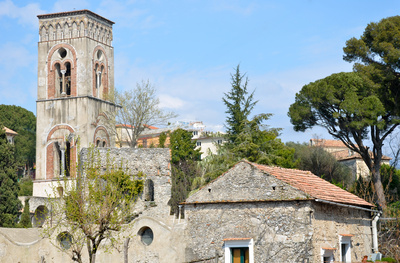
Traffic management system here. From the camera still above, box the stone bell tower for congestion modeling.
[34,10,118,196]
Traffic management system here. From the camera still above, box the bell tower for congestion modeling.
[34,10,117,196]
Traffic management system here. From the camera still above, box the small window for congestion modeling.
[139,227,154,246]
[339,235,352,263]
[321,248,335,263]
[231,247,249,263]
[224,238,254,263]
[97,50,103,60]
[193,131,198,136]
[196,141,201,147]
[145,179,155,201]
[217,139,222,144]
[58,47,67,59]
[102,141,106,147]
[57,231,73,250]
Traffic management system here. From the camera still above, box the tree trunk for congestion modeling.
[124,237,130,263]
[372,167,386,209]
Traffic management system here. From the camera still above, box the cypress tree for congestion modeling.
[0,126,22,227]
[19,198,32,228]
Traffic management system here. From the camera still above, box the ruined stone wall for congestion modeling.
[0,147,185,263]
[312,202,373,262]
[184,201,314,262]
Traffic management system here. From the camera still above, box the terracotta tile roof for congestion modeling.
[310,139,346,148]
[249,161,373,207]
[332,149,391,161]
[4,127,18,136]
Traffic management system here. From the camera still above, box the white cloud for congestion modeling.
[0,0,44,27]
[158,94,185,109]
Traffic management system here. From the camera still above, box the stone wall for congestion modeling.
[184,201,314,262]
[312,202,373,262]
[80,147,171,177]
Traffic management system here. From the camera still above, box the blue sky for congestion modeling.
[1,0,400,144]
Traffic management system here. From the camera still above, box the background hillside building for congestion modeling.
[310,139,391,179]
[117,121,226,159]
[3,126,18,144]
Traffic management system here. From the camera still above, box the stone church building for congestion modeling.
[0,10,380,262]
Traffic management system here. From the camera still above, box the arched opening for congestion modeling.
[65,141,71,177]
[65,62,71,96]
[138,227,154,246]
[55,63,62,96]
[144,179,154,201]
[97,50,103,60]
[58,47,67,59]
[102,141,106,147]
[33,205,49,227]
[57,231,73,250]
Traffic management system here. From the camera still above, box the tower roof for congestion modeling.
[37,9,114,26]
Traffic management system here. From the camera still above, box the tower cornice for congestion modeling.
[37,9,114,26]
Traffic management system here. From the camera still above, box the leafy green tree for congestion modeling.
[228,114,295,168]
[288,71,397,208]
[43,147,144,263]
[0,105,36,177]
[18,177,33,196]
[168,128,201,216]
[158,132,167,148]
[0,126,21,227]
[342,16,400,207]
[169,128,201,165]
[19,198,32,228]
[343,16,400,119]
[193,68,295,189]
[223,65,257,143]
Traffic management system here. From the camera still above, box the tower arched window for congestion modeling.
[55,63,62,96]
[65,62,71,96]
[92,47,108,99]
[47,45,77,99]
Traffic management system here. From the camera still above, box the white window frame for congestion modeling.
[339,236,352,263]
[320,248,335,263]
[224,239,254,263]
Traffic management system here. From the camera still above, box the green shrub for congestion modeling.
[381,257,396,262]
[18,177,33,196]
